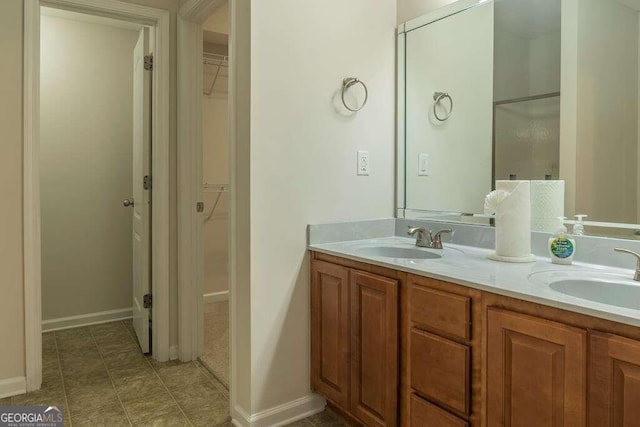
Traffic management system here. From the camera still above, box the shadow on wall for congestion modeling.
[252,251,315,412]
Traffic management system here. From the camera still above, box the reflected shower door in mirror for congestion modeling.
[398,0,640,238]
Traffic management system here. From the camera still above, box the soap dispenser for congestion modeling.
[573,214,587,236]
[548,217,575,265]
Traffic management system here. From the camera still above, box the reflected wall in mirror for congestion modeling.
[398,0,640,238]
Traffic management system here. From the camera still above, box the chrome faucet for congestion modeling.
[614,248,640,281]
[407,226,453,249]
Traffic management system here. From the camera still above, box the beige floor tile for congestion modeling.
[90,322,127,335]
[55,327,92,340]
[169,380,226,414]
[64,369,111,389]
[71,400,130,427]
[130,411,190,427]
[40,372,64,391]
[306,411,349,426]
[285,420,314,427]
[154,362,210,390]
[12,388,65,407]
[98,340,140,358]
[57,340,100,355]
[109,363,155,381]
[113,372,165,402]
[42,331,56,345]
[102,350,149,371]
[93,332,134,348]
[55,329,93,350]
[66,382,119,412]
[185,406,230,427]
[60,356,106,379]
[122,390,178,425]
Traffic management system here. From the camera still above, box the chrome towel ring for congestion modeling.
[433,91,453,121]
[342,78,368,112]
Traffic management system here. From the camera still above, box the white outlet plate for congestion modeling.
[357,151,370,176]
[418,153,429,176]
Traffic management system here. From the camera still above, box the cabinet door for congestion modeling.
[350,270,399,427]
[311,261,350,409]
[590,331,640,427]
[486,308,587,426]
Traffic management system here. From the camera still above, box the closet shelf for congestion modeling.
[203,53,228,96]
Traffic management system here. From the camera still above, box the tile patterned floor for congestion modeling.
[1,320,230,426]
[0,320,346,426]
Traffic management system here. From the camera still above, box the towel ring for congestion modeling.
[342,78,368,112]
[433,91,453,121]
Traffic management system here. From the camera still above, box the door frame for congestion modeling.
[176,0,226,361]
[23,0,171,392]
[177,0,235,400]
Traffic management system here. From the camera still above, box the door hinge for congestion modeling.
[144,55,153,71]
[143,175,152,190]
[196,202,204,213]
[143,293,152,309]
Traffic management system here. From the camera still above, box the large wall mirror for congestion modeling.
[397,0,640,238]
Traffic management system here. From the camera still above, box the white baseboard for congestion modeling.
[42,308,132,332]
[204,290,229,304]
[0,376,27,399]
[232,394,326,427]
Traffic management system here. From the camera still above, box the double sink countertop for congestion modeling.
[309,227,640,328]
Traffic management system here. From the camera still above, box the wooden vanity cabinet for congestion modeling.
[486,308,588,426]
[403,275,482,427]
[590,331,640,427]
[311,251,640,427]
[311,255,401,427]
[311,260,351,409]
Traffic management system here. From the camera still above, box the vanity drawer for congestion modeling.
[410,281,471,341]
[410,394,468,427]
[411,329,470,415]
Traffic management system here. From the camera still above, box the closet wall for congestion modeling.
[203,89,229,297]
[202,6,229,298]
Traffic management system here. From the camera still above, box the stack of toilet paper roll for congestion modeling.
[484,180,536,263]
[530,180,565,232]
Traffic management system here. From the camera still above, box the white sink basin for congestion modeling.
[529,271,640,310]
[354,246,443,260]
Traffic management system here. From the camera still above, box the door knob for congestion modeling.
[123,198,135,207]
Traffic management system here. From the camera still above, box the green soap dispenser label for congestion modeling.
[550,238,574,259]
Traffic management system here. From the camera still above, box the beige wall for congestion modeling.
[40,15,139,321]
[0,0,25,381]
[398,0,458,24]
[247,0,396,414]
[203,95,229,295]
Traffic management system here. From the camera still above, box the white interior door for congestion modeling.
[131,27,152,353]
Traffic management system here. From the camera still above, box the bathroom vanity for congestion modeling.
[310,0,640,424]
[308,227,640,427]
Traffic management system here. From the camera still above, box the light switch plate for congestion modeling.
[357,151,370,176]
[418,153,429,176]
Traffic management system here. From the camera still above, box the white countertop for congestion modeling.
[309,236,640,327]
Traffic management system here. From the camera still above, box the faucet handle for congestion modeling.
[614,248,640,281]
[432,229,453,249]
[433,229,453,241]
